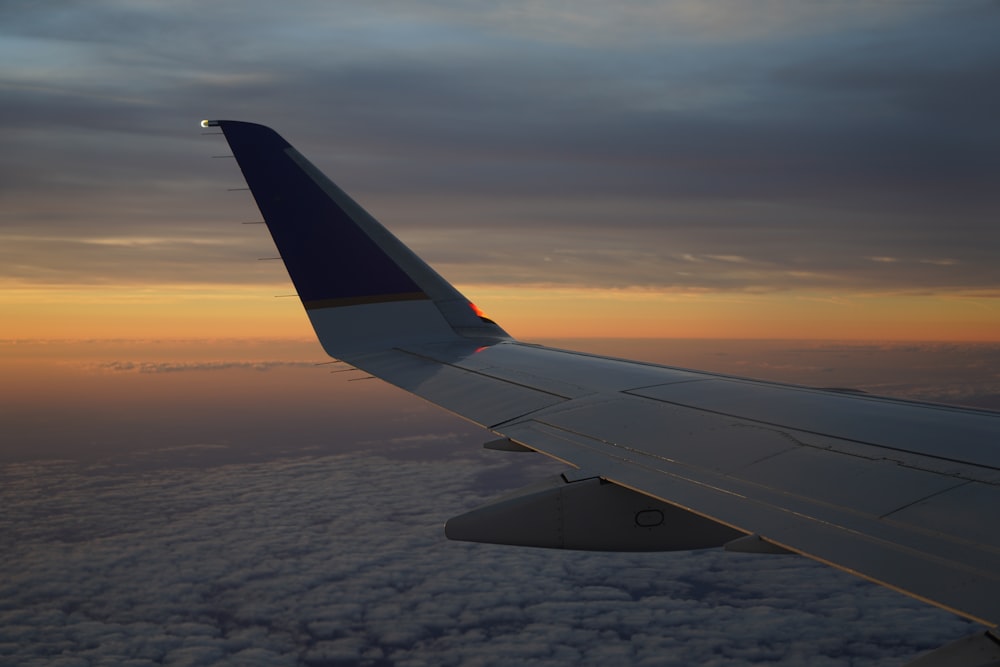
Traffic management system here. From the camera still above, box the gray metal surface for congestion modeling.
[445,474,742,551]
[369,340,1000,627]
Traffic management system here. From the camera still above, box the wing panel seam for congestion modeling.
[621,389,1000,476]
[395,347,577,401]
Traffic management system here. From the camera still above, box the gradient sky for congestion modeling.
[3,1,999,342]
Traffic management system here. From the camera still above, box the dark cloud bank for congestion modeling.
[2,1,999,294]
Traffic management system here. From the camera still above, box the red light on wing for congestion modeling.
[468,302,496,324]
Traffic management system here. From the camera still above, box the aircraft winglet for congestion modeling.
[205,120,509,358]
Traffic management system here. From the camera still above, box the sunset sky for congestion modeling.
[3,1,999,343]
[4,5,1000,664]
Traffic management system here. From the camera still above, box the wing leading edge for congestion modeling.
[202,120,1000,664]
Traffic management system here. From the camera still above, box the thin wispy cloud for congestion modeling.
[92,360,318,373]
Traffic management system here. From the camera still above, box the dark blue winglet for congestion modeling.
[212,120,426,309]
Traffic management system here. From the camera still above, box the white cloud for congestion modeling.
[0,441,975,666]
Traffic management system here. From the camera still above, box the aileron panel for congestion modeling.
[632,380,1000,471]
[886,481,1000,551]
[736,446,964,518]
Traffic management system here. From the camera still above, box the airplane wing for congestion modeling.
[201,120,1000,665]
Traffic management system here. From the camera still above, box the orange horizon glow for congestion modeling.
[471,285,1000,343]
[3,280,998,343]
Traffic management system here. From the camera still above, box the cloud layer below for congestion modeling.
[0,447,973,667]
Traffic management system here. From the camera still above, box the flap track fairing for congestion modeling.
[445,474,743,551]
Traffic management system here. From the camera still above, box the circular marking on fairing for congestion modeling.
[635,509,664,527]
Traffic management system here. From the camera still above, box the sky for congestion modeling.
[2,0,999,341]
[3,3,1000,665]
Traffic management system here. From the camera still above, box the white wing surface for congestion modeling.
[202,120,1000,665]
